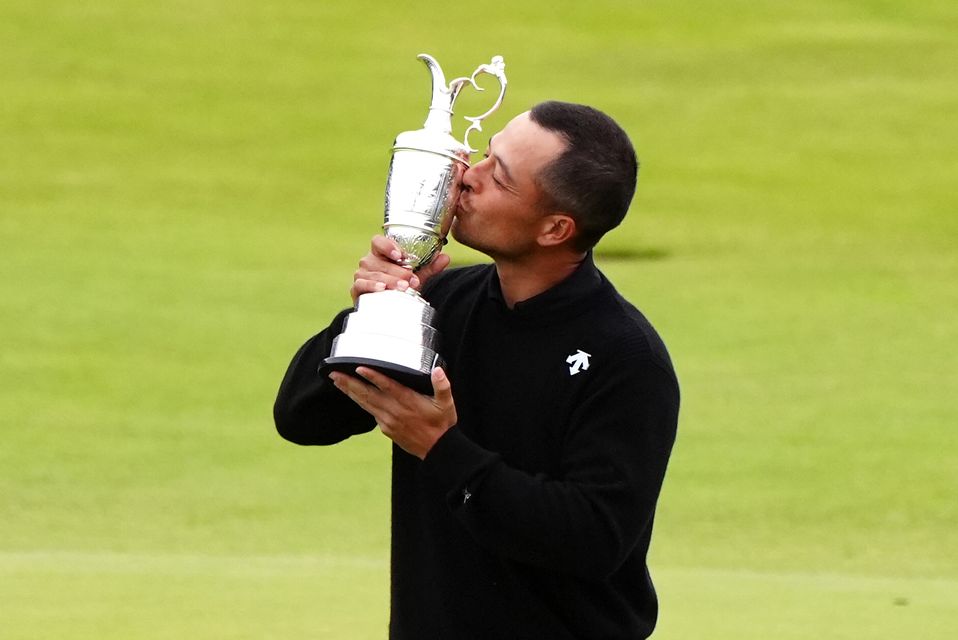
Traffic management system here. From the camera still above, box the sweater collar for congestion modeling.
[485,251,604,320]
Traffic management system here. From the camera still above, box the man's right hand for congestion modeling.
[350,235,451,304]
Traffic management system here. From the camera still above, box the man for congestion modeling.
[274,101,679,639]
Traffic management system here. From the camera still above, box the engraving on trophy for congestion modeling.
[321,53,508,394]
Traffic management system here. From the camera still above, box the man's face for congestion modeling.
[452,112,567,260]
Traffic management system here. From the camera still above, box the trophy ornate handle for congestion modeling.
[416,53,508,152]
[456,56,508,153]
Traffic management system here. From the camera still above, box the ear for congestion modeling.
[536,214,578,247]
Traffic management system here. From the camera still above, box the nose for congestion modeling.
[461,156,490,193]
[461,164,478,192]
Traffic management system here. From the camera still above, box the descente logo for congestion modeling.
[566,349,591,376]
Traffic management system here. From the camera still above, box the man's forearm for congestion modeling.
[274,309,377,445]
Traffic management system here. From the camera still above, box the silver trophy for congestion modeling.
[321,53,508,393]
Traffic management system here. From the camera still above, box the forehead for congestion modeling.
[492,112,567,182]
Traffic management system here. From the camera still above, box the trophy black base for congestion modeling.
[320,356,435,396]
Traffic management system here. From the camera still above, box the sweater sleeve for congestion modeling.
[273,308,377,445]
[420,355,679,581]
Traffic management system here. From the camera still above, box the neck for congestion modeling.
[494,250,587,309]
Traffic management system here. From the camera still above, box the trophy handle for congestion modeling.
[455,56,508,153]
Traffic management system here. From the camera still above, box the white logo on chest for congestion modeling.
[566,349,592,375]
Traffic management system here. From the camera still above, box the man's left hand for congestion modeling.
[329,366,457,459]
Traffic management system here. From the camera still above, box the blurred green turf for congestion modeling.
[2,0,956,637]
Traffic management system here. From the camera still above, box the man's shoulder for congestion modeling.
[589,280,677,381]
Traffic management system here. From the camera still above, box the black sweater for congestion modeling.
[274,254,680,639]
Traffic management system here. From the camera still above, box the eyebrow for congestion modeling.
[488,135,516,186]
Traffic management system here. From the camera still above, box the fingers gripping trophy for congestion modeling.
[320,54,508,394]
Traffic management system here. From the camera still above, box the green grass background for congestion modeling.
[2,0,956,637]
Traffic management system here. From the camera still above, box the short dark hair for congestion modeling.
[529,101,638,251]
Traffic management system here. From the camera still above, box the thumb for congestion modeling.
[431,366,454,405]
[418,252,451,283]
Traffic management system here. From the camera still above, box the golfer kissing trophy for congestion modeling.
[321,53,508,394]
